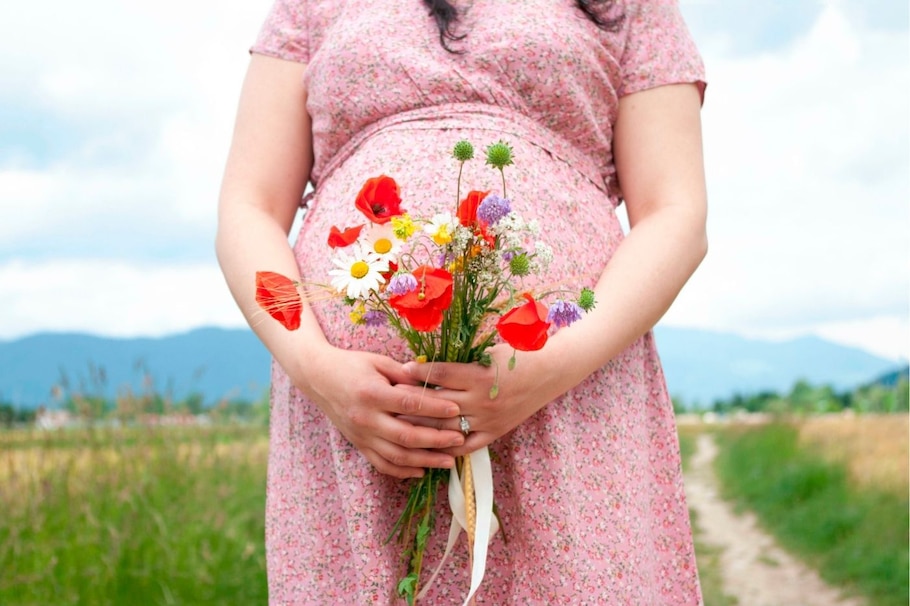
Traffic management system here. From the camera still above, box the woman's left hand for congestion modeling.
[395,343,569,455]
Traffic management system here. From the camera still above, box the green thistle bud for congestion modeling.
[577,287,596,312]
[509,253,531,277]
[485,140,514,170]
[453,140,474,161]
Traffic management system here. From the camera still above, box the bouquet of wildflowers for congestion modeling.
[255,140,595,605]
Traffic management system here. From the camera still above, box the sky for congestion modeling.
[0,0,907,362]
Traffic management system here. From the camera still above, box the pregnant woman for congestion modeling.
[216,1,708,603]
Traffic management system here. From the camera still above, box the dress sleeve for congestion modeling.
[619,0,706,102]
[250,0,309,64]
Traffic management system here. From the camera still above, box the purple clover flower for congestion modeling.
[547,300,584,328]
[477,194,511,225]
[362,310,387,327]
[388,273,418,295]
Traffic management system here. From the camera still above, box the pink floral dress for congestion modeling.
[252,1,706,603]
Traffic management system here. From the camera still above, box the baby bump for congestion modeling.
[293,125,623,353]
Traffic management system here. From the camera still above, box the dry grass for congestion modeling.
[797,413,909,496]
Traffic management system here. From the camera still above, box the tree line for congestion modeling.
[674,366,909,415]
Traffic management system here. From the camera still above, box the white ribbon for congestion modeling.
[416,447,499,605]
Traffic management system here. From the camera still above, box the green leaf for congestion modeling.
[397,572,418,603]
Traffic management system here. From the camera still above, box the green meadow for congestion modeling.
[1,413,906,605]
[0,426,269,605]
[714,417,909,606]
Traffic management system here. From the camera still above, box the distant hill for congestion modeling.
[860,364,910,389]
[651,327,902,406]
[0,328,269,408]
[0,326,902,409]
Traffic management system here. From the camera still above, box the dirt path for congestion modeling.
[684,433,865,606]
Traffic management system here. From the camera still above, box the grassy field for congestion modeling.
[714,415,909,606]
[3,416,904,605]
[0,425,269,605]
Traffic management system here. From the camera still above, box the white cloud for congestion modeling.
[0,1,907,363]
[0,258,245,339]
[662,4,910,360]
[0,0,272,253]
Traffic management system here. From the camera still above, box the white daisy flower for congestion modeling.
[328,245,387,300]
[361,223,401,266]
[424,212,457,246]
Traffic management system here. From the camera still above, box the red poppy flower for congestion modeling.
[255,271,302,331]
[389,266,454,332]
[327,224,364,249]
[456,190,490,227]
[456,190,495,247]
[381,261,398,284]
[354,175,404,224]
[496,293,551,351]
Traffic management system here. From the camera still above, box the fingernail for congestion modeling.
[446,406,459,416]
[402,362,416,375]
[450,437,464,447]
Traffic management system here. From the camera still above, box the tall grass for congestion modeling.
[0,425,269,605]
[715,422,909,606]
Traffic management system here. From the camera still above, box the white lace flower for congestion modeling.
[329,245,387,299]
[361,223,401,266]
[533,241,554,269]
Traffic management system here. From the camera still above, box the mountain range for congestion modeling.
[0,326,902,409]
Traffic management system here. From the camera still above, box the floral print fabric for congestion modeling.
[252,1,706,603]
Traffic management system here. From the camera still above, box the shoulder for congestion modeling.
[250,0,347,64]
[614,0,706,99]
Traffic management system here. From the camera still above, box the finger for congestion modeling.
[395,414,449,431]
[434,433,490,458]
[362,447,426,480]
[371,438,458,472]
[384,383,462,418]
[378,414,465,451]
[396,412,471,437]
[402,360,490,391]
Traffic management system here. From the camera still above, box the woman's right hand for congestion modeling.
[290,344,466,479]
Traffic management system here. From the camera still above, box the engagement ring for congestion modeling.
[459,415,471,436]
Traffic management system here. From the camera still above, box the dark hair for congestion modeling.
[422,0,623,51]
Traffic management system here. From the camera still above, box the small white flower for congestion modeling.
[361,223,401,266]
[534,241,553,269]
[492,211,524,236]
[328,245,387,299]
[451,225,473,255]
[424,212,457,246]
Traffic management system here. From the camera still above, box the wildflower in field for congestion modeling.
[424,212,457,246]
[355,175,404,224]
[391,214,418,240]
[329,245,387,299]
[477,194,511,225]
[496,293,551,351]
[547,300,584,328]
[255,271,302,330]
[362,223,402,266]
[388,272,418,295]
[327,224,364,249]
